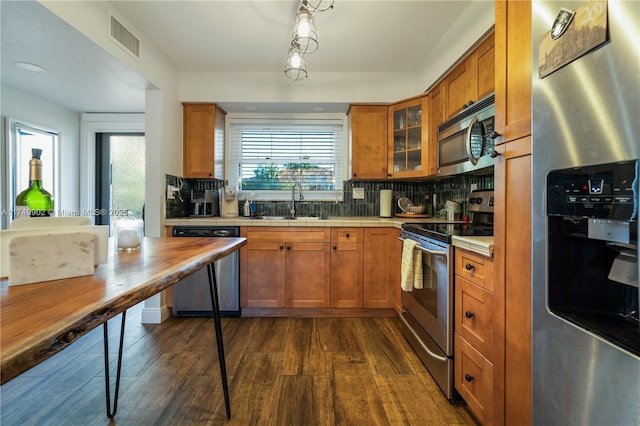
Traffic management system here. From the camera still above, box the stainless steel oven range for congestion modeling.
[399,190,494,400]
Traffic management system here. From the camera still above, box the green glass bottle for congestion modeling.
[15,148,54,217]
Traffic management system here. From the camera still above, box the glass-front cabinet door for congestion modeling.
[388,94,429,178]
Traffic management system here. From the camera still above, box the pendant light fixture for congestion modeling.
[300,0,334,12]
[291,4,318,55]
[284,0,333,80]
[284,46,308,81]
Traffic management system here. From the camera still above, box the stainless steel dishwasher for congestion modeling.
[171,226,240,316]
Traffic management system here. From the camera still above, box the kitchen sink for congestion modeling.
[252,216,292,220]
[249,216,330,220]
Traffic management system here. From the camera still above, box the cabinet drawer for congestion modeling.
[455,277,494,359]
[455,333,494,425]
[455,249,494,292]
[242,227,329,243]
[331,228,363,245]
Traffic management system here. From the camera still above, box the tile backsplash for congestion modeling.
[165,173,494,219]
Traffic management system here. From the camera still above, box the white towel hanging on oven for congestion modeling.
[401,238,423,291]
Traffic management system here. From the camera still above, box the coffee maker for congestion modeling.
[219,185,239,217]
[190,189,218,217]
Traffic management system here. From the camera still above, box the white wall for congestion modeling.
[415,1,496,92]
[181,2,495,104]
[0,85,81,229]
[40,0,182,238]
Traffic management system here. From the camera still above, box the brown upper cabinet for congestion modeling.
[348,104,388,179]
[182,103,226,179]
[444,33,495,120]
[387,94,430,179]
[427,81,445,176]
[494,4,530,145]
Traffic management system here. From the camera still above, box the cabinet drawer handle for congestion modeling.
[465,374,474,382]
[465,311,474,319]
[465,263,474,271]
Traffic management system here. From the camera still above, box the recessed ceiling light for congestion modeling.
[13,61,47,73]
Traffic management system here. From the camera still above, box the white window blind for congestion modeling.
[228,119,344,200]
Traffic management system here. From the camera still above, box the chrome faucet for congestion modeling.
[290,182,304,218]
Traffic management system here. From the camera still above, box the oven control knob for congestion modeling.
[465,311,474,319]
[465,263,474,271]
[465,374,474,382]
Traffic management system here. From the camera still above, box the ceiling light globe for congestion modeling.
[284,49,308,81]
[292,7,318,54]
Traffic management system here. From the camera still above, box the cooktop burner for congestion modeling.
[402,222,494,243]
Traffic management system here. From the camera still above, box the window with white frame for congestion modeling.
[6,119,60,225]
[228,118,344,201]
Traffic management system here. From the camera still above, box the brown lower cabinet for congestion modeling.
[240,226,399,310]
[240,227,330,308]
[363,227,399,308]
[454,247,495,425]
[331,228,364,308]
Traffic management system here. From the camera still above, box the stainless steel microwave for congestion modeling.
[437,94,496,176]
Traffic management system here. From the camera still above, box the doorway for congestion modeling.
[95,133,145,230]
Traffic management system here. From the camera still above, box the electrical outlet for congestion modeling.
[470,183,478,191]
[167,185,176,200]
[353,187,365,200]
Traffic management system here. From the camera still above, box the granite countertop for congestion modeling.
[451,235,494,257]
[165,216,446,228]
[165,216,495,257]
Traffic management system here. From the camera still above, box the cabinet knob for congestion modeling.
[353,173,357,177]
[465,263,474,271]
[387,173,392,177]
[489,131,500,139]
[208,173,212,177]
[465,374,474,382]
[279,245,284,250]
[287,245,291,250]
[465,311,474,319]
[333,245,337,250]
[346,233,350,238]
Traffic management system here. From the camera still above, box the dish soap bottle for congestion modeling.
[15,148,54,217]
[243,196,251,217]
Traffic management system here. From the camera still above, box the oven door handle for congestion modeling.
[399,237,447,257]
[399,310,448,362]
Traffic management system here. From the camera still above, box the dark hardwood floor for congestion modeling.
[1,303,477,425]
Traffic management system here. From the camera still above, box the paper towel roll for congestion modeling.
[380,190,393,217]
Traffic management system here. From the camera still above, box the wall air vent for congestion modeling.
[108,13,141,61]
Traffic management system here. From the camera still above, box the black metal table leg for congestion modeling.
[207,263,231,420]
[103,310,126,419]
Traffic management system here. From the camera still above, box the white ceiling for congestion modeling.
[1,0,472,114]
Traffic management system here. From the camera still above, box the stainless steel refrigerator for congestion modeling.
[532,1,639,425]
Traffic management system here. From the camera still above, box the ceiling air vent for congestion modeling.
[108,13,141,61]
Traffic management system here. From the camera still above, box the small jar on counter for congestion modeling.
[114,212,143,251]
